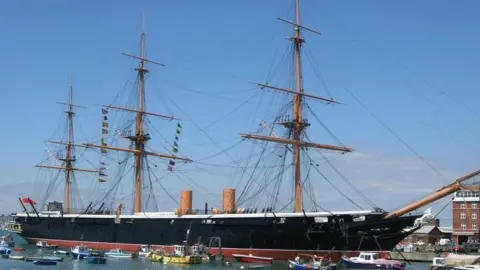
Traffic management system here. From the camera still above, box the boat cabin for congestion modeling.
[174,245,187,257]
[431,257,446,266]
[353,252,379,262]
[5,221,22,233]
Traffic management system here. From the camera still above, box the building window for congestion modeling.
[473,222,478,230]
[473,213,477,220]
[461,212,466,219]
[473,203,477,209]
[461,223,466,230]
[461,203,466,209]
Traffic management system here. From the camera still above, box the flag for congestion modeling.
[102,108,108,114]
[102,129,108,134]
[21,196,37,205]
[169,160,175,166]
[174,141,178,147]
[177,123,182,129]
[103,116,108,121]
[102,122,109,128]
[176,129,181,135]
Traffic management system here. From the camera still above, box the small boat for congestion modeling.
[71,245,91,259]
[36,240,58,249]
[4,221,22,234]
[289,254,330,270]
[104,248,131,258]
[54,249,70,255]
[340,252,406,269]
[8,254,24,260]
[161,244,204,264]
[25,256,43,262]
[149,248,165,263]
[43,256,64,262]
[138,244,153,257]
[429,256,448,270]
[233,253,274,264]
[33,259,57,265]
[25,256,63,262]
[87,256,107,264]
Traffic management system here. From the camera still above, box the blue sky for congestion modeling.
[0,0,479,225]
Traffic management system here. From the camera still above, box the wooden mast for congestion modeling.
[37,83,99,214]
[84,12,191,213]
[240,0,353,212]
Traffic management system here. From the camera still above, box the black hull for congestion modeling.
[14,212,419,254]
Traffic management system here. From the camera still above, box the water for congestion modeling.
[0,245,430,270]
[0,246,288,270]
[0,230,429,270]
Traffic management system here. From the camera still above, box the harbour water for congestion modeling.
[0,245,429,270]
[0,228,428,270]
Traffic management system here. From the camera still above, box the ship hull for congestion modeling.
[14,212,420,261]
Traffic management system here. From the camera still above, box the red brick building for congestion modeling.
[452,187,480,244]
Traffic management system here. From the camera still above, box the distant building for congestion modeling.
[452,187,480,244]
[410,225,443,245]
[438,226,453,238]
[404,225,451,246]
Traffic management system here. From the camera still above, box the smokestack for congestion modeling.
[222,188,236,213]
[179,190,192,214]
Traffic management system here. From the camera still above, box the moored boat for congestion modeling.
[8,254,24,260]
[149,248,165,263]
[33,259,57,265]
[26,256,62,262]
[36,240,58,249]
[54,249,70,255]
[161,244,204,264]
[340,252,405,269]
[138,244,152,257]
[288,254,331,270]
[42,256,64,262]
[233,253,274,264]
[104,248,131,258]
[71,245,90,259]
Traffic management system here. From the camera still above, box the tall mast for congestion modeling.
[85,12,192,213]
[134,11,147,214]
[240,0,353,212]
[37,83,99,214]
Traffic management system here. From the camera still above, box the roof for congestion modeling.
[438,226,453,234]
[414,225,437,234]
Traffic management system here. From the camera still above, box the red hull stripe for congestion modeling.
[24,237,391,261]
